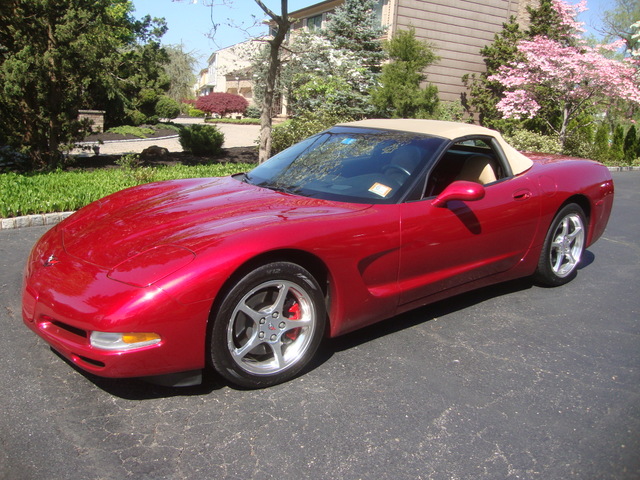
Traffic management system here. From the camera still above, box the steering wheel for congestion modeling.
[382,164,411,179]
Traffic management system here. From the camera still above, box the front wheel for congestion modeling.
[534,203,587,287]
[210,262,326,388]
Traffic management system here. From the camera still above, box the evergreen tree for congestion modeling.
[371,28,439,118]
[319,0,386,117]
[592,123,610,163]
[0,0,168,168]
[462,16,524,129]
[610,125,625,164]
[323,0,386,72]
[623,125,638,164]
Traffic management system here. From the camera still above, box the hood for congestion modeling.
[61,176,369,268]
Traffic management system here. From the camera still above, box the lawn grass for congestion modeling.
[0,163,255,218]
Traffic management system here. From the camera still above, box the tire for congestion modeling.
[210,262,326,388]
[534,203,587,287]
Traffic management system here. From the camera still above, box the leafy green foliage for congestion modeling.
[178,125,225,156]
[0,163,254,218]
[163,44,197,103]
[0,0,169,169]
[610,125,625,164]
[106,126,155,138]
[462,16,524,130]
[292,75,358,117]
[271,111,349,155]
[265,0,386,121]
[371,28,439,118]
[245,105,261,119]
[592,123,610,163]
[155,96,182,120]
[323,0,386,71]
[562,120,594,159]
[624,125,638,164]
[503,130,562,154]
[600,0,640,55]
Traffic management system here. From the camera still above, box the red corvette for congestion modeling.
[22,120,614,388]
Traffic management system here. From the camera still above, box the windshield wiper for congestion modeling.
[260,182,300,195]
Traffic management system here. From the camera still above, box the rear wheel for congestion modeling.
[534,203,586,287]
[210,262,325,388]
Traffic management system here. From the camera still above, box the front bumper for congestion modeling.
[22,227,211,379]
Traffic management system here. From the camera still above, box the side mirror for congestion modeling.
[431,181,485,208]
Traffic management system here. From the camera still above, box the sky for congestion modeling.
[131,0,614,71]
[131,0,320,68]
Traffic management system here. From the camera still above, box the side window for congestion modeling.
[424,137,507,197]
[307,14,323,31]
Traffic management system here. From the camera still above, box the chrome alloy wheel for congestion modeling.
[226,279,316,376]
[549,212,585,278]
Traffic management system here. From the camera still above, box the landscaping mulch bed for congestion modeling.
[69,146,258,171]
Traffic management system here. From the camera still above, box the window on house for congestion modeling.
[307,14,323,31]
[374,0,386,25]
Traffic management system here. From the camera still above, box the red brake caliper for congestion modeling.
[285,303,301,341]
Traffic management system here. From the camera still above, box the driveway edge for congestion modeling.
[1,212,75,231]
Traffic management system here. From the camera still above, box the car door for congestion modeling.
[397,137,540,306]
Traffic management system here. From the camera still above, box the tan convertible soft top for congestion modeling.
[339,119,533,175]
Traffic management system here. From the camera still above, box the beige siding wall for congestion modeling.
[391,0,535,102]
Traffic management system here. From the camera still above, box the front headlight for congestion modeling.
[90,331,161,351]
[107,245,196,287]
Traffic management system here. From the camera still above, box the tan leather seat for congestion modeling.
[455,154,497,185]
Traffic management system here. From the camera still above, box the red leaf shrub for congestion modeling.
[195,93,249,117]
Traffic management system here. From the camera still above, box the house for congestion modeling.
[195,39,264,102]
[198,0,537,110]
[287,0,536,103]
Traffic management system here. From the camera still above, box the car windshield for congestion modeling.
[245,127,446,204]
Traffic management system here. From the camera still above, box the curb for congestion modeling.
[1,167,638,231]
[75,134,179,147]
[1,212,75,231]
[607,166,640,172]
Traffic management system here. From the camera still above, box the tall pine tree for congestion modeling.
[371,28,439,118]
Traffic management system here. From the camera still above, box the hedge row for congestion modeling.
[0,163,254,218]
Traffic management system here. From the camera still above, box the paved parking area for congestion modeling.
[1,172,638,480]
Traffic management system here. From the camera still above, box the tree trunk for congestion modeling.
[256,0,290,164]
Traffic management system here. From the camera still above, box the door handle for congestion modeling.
[513,189,532,200]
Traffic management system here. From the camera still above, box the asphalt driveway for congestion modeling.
[1,172,638,480]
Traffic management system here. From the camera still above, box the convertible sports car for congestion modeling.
[22,120,614,388]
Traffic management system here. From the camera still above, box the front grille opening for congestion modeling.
[51,320,88,339]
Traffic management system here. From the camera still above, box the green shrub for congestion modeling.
[271,110,348,155]
[563,123,594,159]
[205,117,261,125]
[610,125,625,165]
[245,105,261,118]
[433,101,466,122]
[592,123,610,162]
[624,125,637,165]
[155,96,182,120]
[188,108,205,117]
[106,125,155,138]
[0,146,29,171]
[126,109,147,126]
[503,129,562,154]
[179,124,225,155]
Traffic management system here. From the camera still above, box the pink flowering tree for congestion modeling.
[489,0,640,148]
